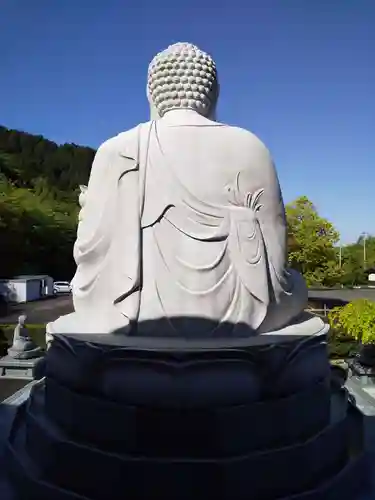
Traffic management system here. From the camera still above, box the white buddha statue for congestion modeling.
[47,42,324,339]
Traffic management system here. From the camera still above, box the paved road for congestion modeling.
[0,295,73,325]
[0,379,30,402]
[308,288,375,304]
[0,287,373,326]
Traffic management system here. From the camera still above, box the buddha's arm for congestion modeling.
[73,141,118,266]
[71,138,131,308]
[224,139,288,312]
[247,143,308,312]
[234,137,307,331]
[72,131,142,319]
[240,138,288,273]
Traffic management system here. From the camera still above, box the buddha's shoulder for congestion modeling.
[219,124,271,155]
[96,122,150,155]
[213,124,274,171]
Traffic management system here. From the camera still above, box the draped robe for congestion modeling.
[48,112,308,336]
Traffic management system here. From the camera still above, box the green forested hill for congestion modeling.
[0,125,96,279]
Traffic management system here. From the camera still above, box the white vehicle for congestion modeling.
[53,281,72,294]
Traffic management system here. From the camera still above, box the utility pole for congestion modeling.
[362,232,368,270]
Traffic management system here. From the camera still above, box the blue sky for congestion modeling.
[1,0,374,243]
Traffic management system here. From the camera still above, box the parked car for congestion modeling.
[53,281,72,294]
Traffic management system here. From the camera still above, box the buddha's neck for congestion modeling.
[161,108,217,124]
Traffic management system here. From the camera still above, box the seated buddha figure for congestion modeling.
[47,42,322,340]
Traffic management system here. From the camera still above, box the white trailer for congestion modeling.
[0,275,54,303]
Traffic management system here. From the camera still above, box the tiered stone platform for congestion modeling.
[2,332,372,499]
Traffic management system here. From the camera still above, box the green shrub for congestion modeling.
[328,299,375,345]
[327,331,357,359]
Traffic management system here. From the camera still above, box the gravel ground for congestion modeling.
[0,295,73,326]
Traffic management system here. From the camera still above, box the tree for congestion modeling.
[286,196,343,287]
[339,236,375,286]
[0,124,94,280]
[0,125,95,196]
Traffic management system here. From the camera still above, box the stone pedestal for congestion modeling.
[0,355,44,380]
[3,332,371,499]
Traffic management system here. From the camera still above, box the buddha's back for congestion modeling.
[150,111,278,206]
[134,111,305,336]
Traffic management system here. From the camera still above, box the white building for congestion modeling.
[0,275,54,303]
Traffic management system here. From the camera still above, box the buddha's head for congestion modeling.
[18,314,27,326]
[147,42,219,120]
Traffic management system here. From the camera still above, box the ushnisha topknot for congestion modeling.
[147,42,219,117]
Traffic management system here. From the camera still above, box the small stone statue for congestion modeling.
[8,315,42,359]
[78,185,88,222]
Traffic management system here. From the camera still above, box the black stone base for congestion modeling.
[4,387,371,500]
[2,333,372,499]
